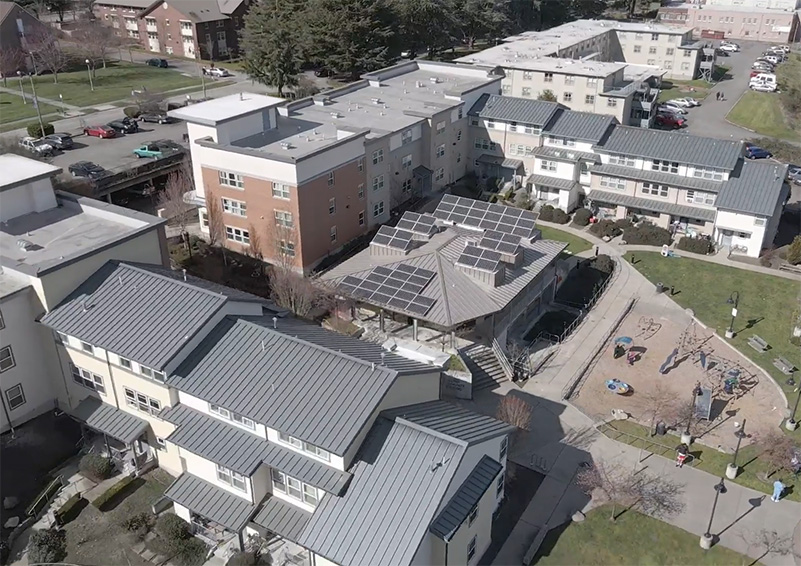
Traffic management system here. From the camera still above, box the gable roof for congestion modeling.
[139,0,244,21]
[41,261,260,369]
[716,160,789,217]
[164,473,256,532]
[596,126,743,169]
[543,108,617,143]
[468,94,562,126]
[169,316,400,455]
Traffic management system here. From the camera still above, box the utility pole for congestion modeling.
[27,73,46,136]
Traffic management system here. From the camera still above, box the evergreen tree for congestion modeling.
[452,0,510,49]
[392,0,455,58]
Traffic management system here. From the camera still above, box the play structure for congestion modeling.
[659,321,714,375]
[636,317,661,341]
[605,379,631,395]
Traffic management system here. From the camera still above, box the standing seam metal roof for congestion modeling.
[468,94,562,126]
[68,396,147,444]
[591,163,725,192]
[251,496,312,544]
[542,109,617,143]
[589,190,717,221]
[164,473,256,532]
[715,161,789,217]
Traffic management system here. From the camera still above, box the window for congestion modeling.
[210,404,230,419]
[609,154,636,167]
[435,168,444,181]
[156,437,166,448]
[436,144,445,158]
[0,346,14,372]
[683,49,692,57]
[225,226,250,245]
[587,77,598,87]
[219,170,244,189]
[467,536,477,562]
[118,357,132,370]
[469,117,479,126]
[278,433,331,461]
[216,31,225,42]
[200,210,209,228]
[279,240,295,257]
[5,384,25,410]
[651,33,659,40]
[564,76,575,86]
[502,84,511,95]
[275,211,293,228]
[222,198,247,217]
[436,120,446,134]
[754,218,766,227]
[642,182,669,197]
[647,59,656,66]
[373,201,384,217]
[456,152,461,163]
[327,171,335,186]
[666,48,674,56]
[372,149,384,164]
[81,341,94,355]
[402,179,413,194]
[402,154,412,169]
[681,62,690,71]
[562,92,572,102]
[607,98,618,107]
[599,176,626,190]
[522,71,533,80]
[401,129,412,145]
[664,61,673,70]
[358,184,364,200]
[303,483,318,506]
[358,211,365,226]
[651,159,679,174]
[693,167,724,181]
[521,87,531,97]
[633,45,642,53]
[330,226,337,243]
[456,130,462,141]
[216,464,247,492]
[486,120,495,129]
[372,175,385,191]
[72,365,105,394]
[124,387,161,416]
[272,183,290,199]
[540,160,557,172]
[329,197,336,215]
[468,505,479,527]
[140,365,166,383]
[685,190,716,205]
[649,46,657,55]
[524,125,539,135]
[496,473,505,497]
[544,73,553,83]
[474,139,496,151]
[585,94,595,105]
[210,403,255,429]
[216,20,224,27]
[357,158,364,172]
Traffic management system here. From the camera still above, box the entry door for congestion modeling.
[720,229,733,247]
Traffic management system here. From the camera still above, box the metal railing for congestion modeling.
[26,475,64,518]
[491,338,514,382]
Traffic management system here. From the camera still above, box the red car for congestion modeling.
[654,113,686,129]
[83,125,117,138]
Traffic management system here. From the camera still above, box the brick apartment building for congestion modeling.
[93,0,250,60]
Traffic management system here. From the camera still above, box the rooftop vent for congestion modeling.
[279,142,294,150]
[330,111,342,118]
[17,239,36,252]
[371,97,382,104]
[429,76,440,84]
[415,81,424,88]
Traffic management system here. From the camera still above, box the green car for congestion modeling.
[133,144,164,158]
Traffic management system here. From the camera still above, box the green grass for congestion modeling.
[727,91,800,141]
[533,504,756,566]
[0,91,60,125]
[627,252,800,406]
[600,420,800,502]
[538,225,593,255]
[25,62,202,107]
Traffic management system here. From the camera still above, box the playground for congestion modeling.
[573,302,786,450]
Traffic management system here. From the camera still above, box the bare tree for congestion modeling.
[639,384,683,436]
[0,48,27,86]
[157,163,194,251]
[739,529,796,566]
[206,191,224,248]
[73,20,118,71]
[576,460,685,522]
[247,223,263,262]
[755,429,797,479]
[27,29,68,83]
[496,394,532,431]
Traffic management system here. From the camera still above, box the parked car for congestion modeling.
[43,133,74,150]
[313,68,333,77]
[665,98,694,108]
[787,165,801,185]
[107,118,139,134]
[754,58,776,68]
[202,66,232,77]
[760,54,781,65]
[146,58,169,68]
[83,125,117,138]
[750,82,777,93]
[68,161,107,179]
[715,48,729,57]
[744,143,772,159]
[654,113,686,129]
[677,97,701,107]
[19,136,54,156]
[719,42,739,52]
[133,143,165,158]
[659,101,688,114]
[138,112,174,124]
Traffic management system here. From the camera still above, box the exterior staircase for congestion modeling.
[460,343,510,392]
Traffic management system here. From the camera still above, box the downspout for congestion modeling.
[51,331,73,410]
[444,539,449,566]
[0,389,14,436]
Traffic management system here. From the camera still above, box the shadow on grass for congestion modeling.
[100,477,146,512]
[530,522,571,565]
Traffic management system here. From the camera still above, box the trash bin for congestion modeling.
[656,282,664,293]
[656,421,667,436]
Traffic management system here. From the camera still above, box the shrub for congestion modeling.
[54,494,84,525]
[172,537,208,566]
[787,235,801,265]
[227,550,272,566]
[156,513,191,544]
[614,218,633,231]
[122,512,154,536]
[676,236,714,255]
[622,224,671,246]
[80,453,114,482]
[91,475,133,510]
[28,529,67,564]
[573,208,592,226]
[592,254,615,274]
[123,106,141,118]
[27,122,55,138]
[551,208,569,224]
[538,204,555,222]
[589,219,623,239]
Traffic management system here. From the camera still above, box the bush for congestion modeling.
[573,208,592,226]
[592,254,615,274]
[122,512,154,537]
[227,550,271,566]
[27,122,55,138]
[123,106,141,118]
[54,494,84,525]
[589,219,623,239]
[28,529,67,564]
[614,218,633,231]
[80,453,114,482]
[676,236,715,255]
[172,537,208,566]
[787,235,801,265]
[551,208,569,224]
[539,204,555,221]
[91,475,133,510]
[156,513,191,544]
[622,223,671,246]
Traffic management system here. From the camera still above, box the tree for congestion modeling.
[73,19,118,71]
[452,0,509,50]
[48,0,72,22]
[537,89,557,102]
[496,394,532,431]
[756,429,796,478]
[304,0,394,80]
[27,28,68,83]
[28,529,67,564]
[787,235,801,266]
[157,163,195,251]
[247,223,263,261]
[269,268,332,319]
[391,0,455,58]
[739,529,795,566]
[568,0,608,19]
[0,48,26,86]
[639,383,683,435]
[206,191,224,247]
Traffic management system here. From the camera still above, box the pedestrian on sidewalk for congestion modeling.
[716,92,721,101]
[595,246,599,257]
[676,443,689,467]
[720,91,725,101]
[771,479,785,502]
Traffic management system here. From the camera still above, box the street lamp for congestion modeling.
[786,387,801,431]
[725,291,739,339]
[85,59,94,91]
[19,71,45,137]
[682,382,703,445]
[700,478,727,550]
[725,419,747,479]
[16,71,26,105]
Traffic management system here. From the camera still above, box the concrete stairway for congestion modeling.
[461,343,510,392]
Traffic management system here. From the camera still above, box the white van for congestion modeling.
[750,73,777,86]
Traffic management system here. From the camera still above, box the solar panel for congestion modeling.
[395,211,438,237]
[479,230,521,255]
[456,244,502,273]
[335,264,437,316]
[432,195,539,239]
[371,225,414,252]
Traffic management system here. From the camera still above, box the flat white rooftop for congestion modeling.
[232,119,363,159]
[169,93,285,125]
[0,154,62,190]
[459,51,626,76]
[0,270,31,299]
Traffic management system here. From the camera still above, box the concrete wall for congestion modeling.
[0,178,58,223]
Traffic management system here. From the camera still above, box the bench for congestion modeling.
[748,335,769,353]
[773,356,796,375]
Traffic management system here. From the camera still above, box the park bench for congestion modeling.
[748,335,769,353]
[773,356,796,375]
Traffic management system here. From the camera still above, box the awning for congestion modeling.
[413,165,432,178]
[251,496,312,544]
[165,473,256,532]
[476,154,524,170]
[69,397,148,444]
[588,190,716,222]
[526,174,579,191]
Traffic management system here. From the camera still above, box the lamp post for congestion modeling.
[20,71,45,138]
[725,291,739,339]
[682,382,703,445]
[700,478,727,549]
[786,387,801,431]
[85,59,94,91]
[725,419,747,479]
[16,71,26,104]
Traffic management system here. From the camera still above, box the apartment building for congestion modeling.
[93,0,250,59]
[171,61,504,273]
[0,154,168,433]
[658,3,800,42]
[41,262,514,565]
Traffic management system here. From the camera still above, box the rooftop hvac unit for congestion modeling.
[429,76,440,83]
[279,142,293,149]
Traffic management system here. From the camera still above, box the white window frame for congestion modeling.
[468,505,478,526]
[642,182,669,197]
[222,197,247,217]
[329,197,336,215]
[218,170,244,189]
[435,168,444,181]
[521,87,531,97]
[358,184,364,200]
[274,211,293,228]
[327,171,335,186]
[496,474,505,497]
[5,384,25,410]
[600,176,626,191]
[71,365,105,394]
[754,217,766,227]
[607,98,617,107]
[272,183,290,200]
[357,158,364,172]
[539,160,557,172]
[436,144,445,158]
[651,159,679,174]
[401,129,412,144]
[374,201,384,217]
[358,211,365,226]
[330,225,337,243]
[118,357,132,370]
[0,346,15,373]
[685,190,715,206]
[278,432,330,461]
[585,94,595,105]
[225,226,250,245]
[402,179,413,194]
[279,240,296,257]
[140,365,166,383]
[436,120,446,134]
[210,403,256,430]
[372,175,385,192]
[372,149,384,164]
[124,387,161,417]
[467,536,477,562]
[81,341,95,355]
[216,463,247,492]
[693,167,724,181]
[500,437,508,459]
[402,154,412,169]
[609,155,636,167]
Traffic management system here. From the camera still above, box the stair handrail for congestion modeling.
[26,474,64,518]
[491,338,514,382]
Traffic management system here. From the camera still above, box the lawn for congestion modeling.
[727,91,800,142]
[538,225,593,255]
[627,252,800,408]
[600,419,800,502]
[26,62,202,107]
[533,504,755,566]
[0,91,60,125]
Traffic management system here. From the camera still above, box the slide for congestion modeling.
[660,348,679,374]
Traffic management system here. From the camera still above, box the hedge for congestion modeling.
[589,219,623,239]
[676,236,715,255]
[80,453,114,482]
[27,122,55,138]
[156,513,191,543]
[539,205,555,221]
[622,223,672,246]
[573,208,592,226]
[54,494,84,525]
[92,475,133,510]
[551,208,569,224]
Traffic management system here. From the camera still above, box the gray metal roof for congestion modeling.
[530,145,599,163]
[591,163,725,192]
[41,261,244,370]
[716,160,789,217]
[252,496,312,544]
[261,440,352,495]
[596,126,743,169]
[382,400,515,446]
[68,397,147,444]
[589,190,717,222]
[299,419,465,566]
[476,154,525,170]
[527,174,579,191]
[169,316,399,455]
[468,94,561,126]
[429,455,503,541]
[543,109,617,143]
[165,473,256,532]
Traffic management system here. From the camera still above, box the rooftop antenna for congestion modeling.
[272,316,278,329]
[371,362,375,371]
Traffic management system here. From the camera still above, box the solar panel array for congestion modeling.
[337,264,437,316]
[371,225,414,252]
[479,230,521,255]
[396,212,437,237]
[433,195,538,239]
[456,245,502,273]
